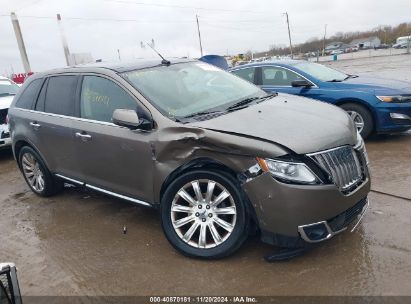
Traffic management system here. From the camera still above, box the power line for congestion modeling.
[104,0,267,14]
[0,14,195,23]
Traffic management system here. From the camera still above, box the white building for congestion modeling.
[350,36,381,49]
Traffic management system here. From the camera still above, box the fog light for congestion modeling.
[302,223,329,241]
[390,113,411,120]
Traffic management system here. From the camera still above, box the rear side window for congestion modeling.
[43,75,77,116]
[231,67,256,83]
[15,79,43,109]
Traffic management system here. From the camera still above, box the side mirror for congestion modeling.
[291,79,313,88]
[112,109,153,130]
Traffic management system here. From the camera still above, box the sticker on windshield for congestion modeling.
[196,63,220,71]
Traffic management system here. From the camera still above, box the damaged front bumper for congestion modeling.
[0,123,11,148]
[242,172,371,248]
[298,197,369,243]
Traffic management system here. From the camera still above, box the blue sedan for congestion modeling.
[230,60,411,138]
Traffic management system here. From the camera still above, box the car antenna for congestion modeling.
[145,42,171,65]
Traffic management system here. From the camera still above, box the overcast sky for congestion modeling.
[1,0,410,74]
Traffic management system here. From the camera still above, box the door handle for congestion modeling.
[30,122,41,130]
[75,132,92,142]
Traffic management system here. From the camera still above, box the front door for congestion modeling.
[258,66,320,99]
[71,75,155,203]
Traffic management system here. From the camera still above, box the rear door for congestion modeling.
[71,74,155,202]
[29,74,79,177]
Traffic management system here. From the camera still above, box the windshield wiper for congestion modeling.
[226,93,277,111]
[344,74,359,80]
[0,93,16,97]
[226,97,260,110]
[182,110,225,119]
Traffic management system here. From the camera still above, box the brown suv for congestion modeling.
[8,59,371,259]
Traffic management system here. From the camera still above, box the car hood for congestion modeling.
[333,76,411,95]
[0,95,14,110]
[190,94,357,155]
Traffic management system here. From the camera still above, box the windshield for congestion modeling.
[0,79,19,96]
[122,62,265,119]
[293,62,348,82]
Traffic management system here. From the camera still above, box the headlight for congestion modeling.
[257,158,320,184]
[376,95,411,103]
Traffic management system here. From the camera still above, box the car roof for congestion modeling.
[32,58,196,78]
[230,59,306,69]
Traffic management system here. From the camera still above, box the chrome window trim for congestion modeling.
[14,108,119,127]
[55,173,152,207]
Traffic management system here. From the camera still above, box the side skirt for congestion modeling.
[55,173,152,208]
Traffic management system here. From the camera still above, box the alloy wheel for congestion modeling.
[170,179,237,249]
[347,110,365,133]
[21,152,45,192]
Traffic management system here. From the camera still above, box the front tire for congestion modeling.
[18,146,63,197]
[161,170,249,259]
[340,103,374,139]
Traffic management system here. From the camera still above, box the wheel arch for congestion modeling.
[159,157,238,204]
[335,98,377,129]
[13,139,50,171]
[158,157,259,233]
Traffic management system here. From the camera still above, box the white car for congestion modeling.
[0,76,20,148]
[330,49,344,55]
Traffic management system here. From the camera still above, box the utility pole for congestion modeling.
[196,14,203,57]
[117,49,121,61]
[284,12,293,58]
[57,14,71,66]
[322,24,327,56]
[10,12,31,73]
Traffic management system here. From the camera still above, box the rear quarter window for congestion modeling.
[15,79,43,109]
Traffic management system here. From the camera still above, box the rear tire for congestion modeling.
[161,170,249,259]
[18,146,63,197]
[340,103,374,139]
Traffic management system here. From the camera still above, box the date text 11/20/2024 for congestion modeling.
[149,296,258,303]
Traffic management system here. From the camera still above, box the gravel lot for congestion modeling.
[1,54,411,297]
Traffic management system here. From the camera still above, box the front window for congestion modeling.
[261,66,303,86]
[0,79,19,96]
[293,62,347,82]
[122,62,264,119]
[80,76,138,123]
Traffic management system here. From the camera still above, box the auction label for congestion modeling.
[150,296,257,303]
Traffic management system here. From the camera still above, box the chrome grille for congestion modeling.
[309,146,363,192]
